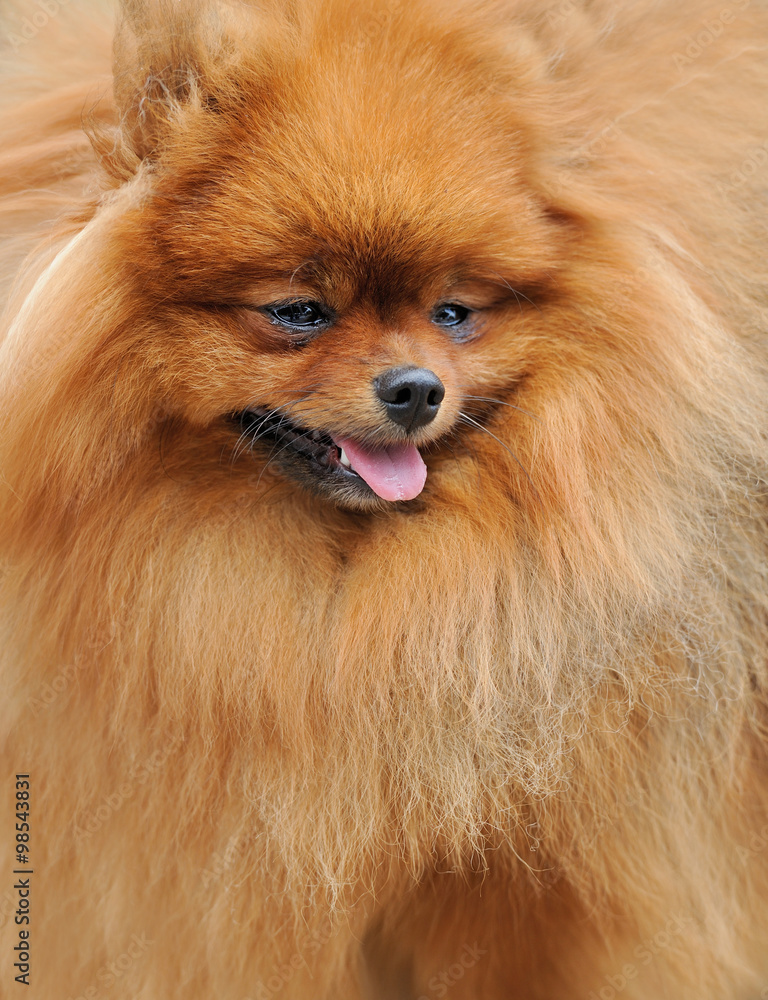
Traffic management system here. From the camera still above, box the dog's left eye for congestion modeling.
[265,301,332,330]
[432,303,471,328]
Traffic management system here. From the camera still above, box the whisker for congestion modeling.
[459,411,541,503]
[438,436,485,500]
[248,413,292,456]
[229,396,316,466]
[463,395,541,422]
[489,273,542,313]
[254,426,321,491]
[245,402,333,452]
[231,412,268,465]
[233,413,276,465]
[221,385,323,467]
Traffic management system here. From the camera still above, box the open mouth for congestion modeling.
[231,408,428,506]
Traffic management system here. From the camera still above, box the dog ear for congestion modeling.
[104,0,265,170]
[111,0,216,161]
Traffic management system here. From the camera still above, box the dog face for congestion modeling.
[103,1,572,510]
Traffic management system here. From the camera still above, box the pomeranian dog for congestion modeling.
[1,0,768,997]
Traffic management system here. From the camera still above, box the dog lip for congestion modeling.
[231,407,366,478]
[234,407,339,463]
[230,407,433,505]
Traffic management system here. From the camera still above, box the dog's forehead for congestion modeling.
[143,16,559,299]
[150,86,547,299]
[151,143,545,304]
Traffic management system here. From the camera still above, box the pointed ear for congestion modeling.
[106,0,258,168]
[111,0,211,160]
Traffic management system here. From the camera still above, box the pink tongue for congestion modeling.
[334,436,427,501]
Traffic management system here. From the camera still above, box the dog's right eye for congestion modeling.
[264,301,332,330]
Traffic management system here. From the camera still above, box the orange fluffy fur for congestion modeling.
[1,1,768,997]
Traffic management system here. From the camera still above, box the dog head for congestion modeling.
[85,0,574,511]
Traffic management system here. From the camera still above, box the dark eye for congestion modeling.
[432,303,471,328]
[265,300,331,330]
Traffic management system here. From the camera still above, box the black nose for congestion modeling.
[374,366,445,431]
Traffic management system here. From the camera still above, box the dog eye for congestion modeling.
[265,301,331,330]
[432,303,471,328]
